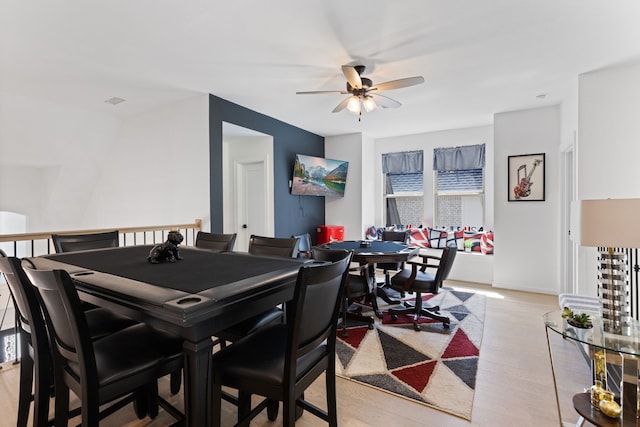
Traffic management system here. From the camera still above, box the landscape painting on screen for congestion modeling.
[291,154,349,197]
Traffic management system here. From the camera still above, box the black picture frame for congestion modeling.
[508,153,545,202]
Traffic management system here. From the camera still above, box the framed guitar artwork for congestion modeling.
[508,153,545,202]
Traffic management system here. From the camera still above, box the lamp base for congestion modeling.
[598,249,631,335]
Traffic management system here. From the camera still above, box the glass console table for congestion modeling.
[544,310,640,427]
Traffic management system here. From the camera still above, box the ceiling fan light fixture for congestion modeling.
[362,96,377,112]
[347,96,361,114]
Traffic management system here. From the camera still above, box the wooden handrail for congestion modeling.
[0,219,202,258]
[0,219,202,243]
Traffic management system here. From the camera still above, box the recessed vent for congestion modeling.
[104,97,126,105]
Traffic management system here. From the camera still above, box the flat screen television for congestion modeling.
[291,154,348,197]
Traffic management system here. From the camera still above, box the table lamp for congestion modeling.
[580,198,640,335]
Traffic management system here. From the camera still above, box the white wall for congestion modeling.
[0,91,210,232]
[374,126,494,229]
[0,92,123,230]
[493,105,560,294]
[82,95,210,230]
[575,61,640,295]
[325,133,371,240]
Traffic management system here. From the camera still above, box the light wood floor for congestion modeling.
[0,281,596,427]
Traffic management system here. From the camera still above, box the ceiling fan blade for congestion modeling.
[341,65,362,89]
[332,97,351,113]
[296,90,349,95]
[370,76,425,92]
[371,93,401,109]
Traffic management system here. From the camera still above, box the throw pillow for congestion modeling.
[408,228,430,248]
[463,231,483,252]
[481,231,494,254]
[447,229,465,251]
[428,227,448,249]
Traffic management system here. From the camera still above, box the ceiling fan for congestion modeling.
[296,65,425,120]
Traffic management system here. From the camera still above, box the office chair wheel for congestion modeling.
[391,314,398,321]
[413,322,421,331]
[368,323,374,330]
[443,321,450,329]
[267,399,279,421]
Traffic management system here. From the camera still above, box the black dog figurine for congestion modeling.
[148,231,184,264]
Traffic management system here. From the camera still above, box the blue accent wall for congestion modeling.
[209,94,325,242]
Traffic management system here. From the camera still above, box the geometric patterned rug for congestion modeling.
[335,288,486,420]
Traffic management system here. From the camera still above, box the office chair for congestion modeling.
[195,231,237,251]
[51,230,120,253]
[312,247,376,337]
[377,230,409,288]
[388,245,457,330]
[211,251,352,427]
[23,263,185,426]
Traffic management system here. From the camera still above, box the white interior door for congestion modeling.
[236,161,268,251]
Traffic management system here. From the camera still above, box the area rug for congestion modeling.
[335,288,486,420]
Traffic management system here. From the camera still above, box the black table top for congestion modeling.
[322,240,409,254]
[43,245,301,294]
[30,245,304,320]
[319,240,418,264]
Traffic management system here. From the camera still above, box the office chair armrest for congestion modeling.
[406,259,440,274]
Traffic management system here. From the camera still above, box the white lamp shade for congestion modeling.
[347,96,360,113]
[580,198,640,248]
[362,96,377,112]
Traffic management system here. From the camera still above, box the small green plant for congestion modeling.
[562,307,593,328]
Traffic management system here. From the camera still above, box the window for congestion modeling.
[435,169,484,227]
[433,144,485,227]
[385,172,423,226]
[382,150,423,227]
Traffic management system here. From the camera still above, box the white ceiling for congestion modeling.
[2,1,640,139]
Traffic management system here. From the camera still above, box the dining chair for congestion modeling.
[22,263,185,426]
[51,230,120,253]
[312,247,376,337]
[292,233,312,258]
[0,254,52,427]
[0,253,142,427]
[388,245,457,330]
[195,231,237,251]
[213,235,299,347]
[51,229,185,395]
[248,234,299,258]
[211,250,352,427]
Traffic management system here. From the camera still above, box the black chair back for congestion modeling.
[289,252,351,359]
[248,235,298,258]
[311,247,350,263]
[196,231,237,251]
[381,230,409,244]
[0,255,51,427]
[52,230,119,253]
[434,246,457,286]
[22,266,93,377]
